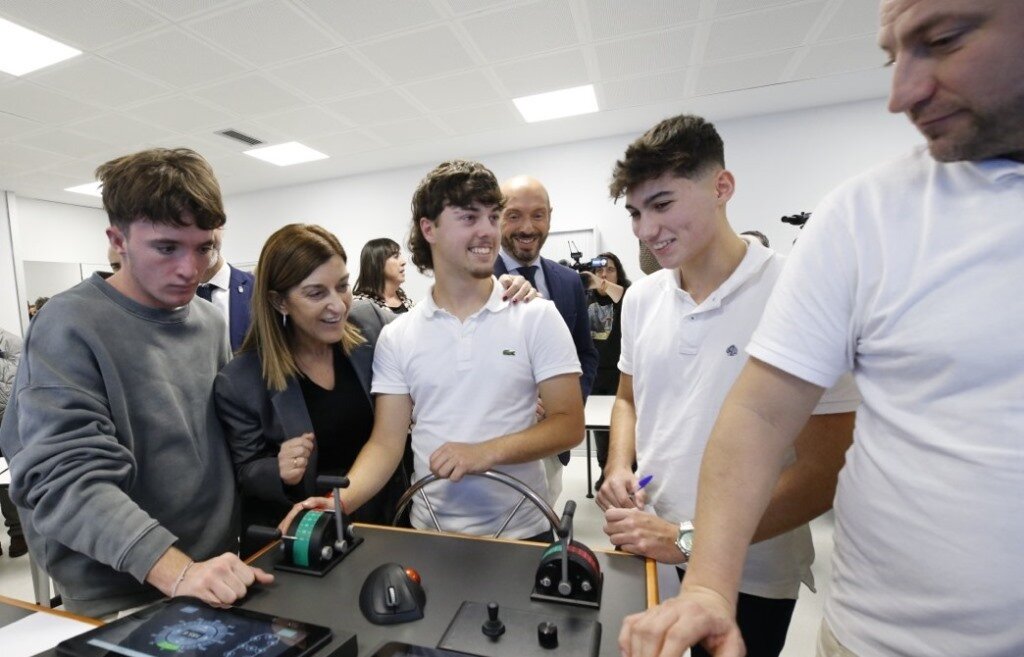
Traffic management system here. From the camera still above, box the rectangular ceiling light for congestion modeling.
[65,182,103,197]
[243,141,329,166]
[0,17,81,76]
[513,84,599,123]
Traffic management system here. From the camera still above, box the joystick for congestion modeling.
[245,475,363,576]
[481,601,506,638]
[531,501,603,608]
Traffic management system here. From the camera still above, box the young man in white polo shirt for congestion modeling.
[596,115,859,657]
[325,160,584,541]
[619,2,1024,656]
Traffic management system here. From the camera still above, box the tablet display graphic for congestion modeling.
[71,602,327,657]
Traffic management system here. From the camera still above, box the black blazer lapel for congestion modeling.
[270,378,320,496]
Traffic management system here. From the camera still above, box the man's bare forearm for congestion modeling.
[685,359,824,605]
[606,375,637,472]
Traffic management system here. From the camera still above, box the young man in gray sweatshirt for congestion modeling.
[0,148,272,617]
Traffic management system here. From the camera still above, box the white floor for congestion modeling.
[0,451,832,655]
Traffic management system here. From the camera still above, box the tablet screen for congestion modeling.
[58,599,331,657]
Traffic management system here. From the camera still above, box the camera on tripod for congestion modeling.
[568,241,607,284]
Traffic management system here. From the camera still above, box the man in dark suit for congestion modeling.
[198,229,254,352]
[495,176,598,497]
[495,175,598,398]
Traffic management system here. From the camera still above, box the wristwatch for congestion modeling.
[676,521,695,562]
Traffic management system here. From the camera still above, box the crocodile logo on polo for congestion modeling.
[502,349,516,356]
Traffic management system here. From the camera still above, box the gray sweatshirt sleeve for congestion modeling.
[6,323,176,583]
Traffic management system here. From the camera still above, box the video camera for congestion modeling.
[567,241,607,284]
[781,212,810,228]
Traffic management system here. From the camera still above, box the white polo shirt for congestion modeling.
[372,278,581,539]
[749,148,1024,655]
[620,237,860,599]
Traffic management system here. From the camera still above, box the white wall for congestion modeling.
[222,97,923,301]
[1,192,24,335]
[15,198,109,263]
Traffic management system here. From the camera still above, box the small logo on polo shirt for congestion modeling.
[726,345,738,356]
[502,349,516,356]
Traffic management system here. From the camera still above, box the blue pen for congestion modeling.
[629,474,654,499]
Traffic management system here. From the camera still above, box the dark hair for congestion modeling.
[598,251,632,289]
[354,237,408,303]
[609,115,725,199]
[740,230,770,247]
[408,160,503,273]
[243,224,363,391]
[95,148,226,232]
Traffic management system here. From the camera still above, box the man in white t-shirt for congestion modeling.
[597,114,858,657]
[309,160,584,541]
[619,2,1024,656]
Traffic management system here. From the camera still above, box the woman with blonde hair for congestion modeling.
[215,224,405,552]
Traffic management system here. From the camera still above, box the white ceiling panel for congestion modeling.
[325,89,422,124]
[0,0,163,50]
[0,83,103,125]
[490,49,589,97]
[714,0,807,17]
[100,28,247,88]
[585,0,699,40]
[704,1,827,61]
[461,0,578,62]
[27,57,171,108]
[403,70,504,113]
[134,0,245,21]
[0,0,893,205]
[66,113,177,145]
[188,0,336,67]
[13,129,112,159]
[0,111,43,140]
[125,96,237,134]
[299,0,444,42]
[818,0,880,40]
[0,143,72,171]
[594,27,694,80]
[193,74,308,116]
[253,106,352,139]
[443,0,513,16]
[355,26,477,84]
[305,130,386,156]
[435,103,522,135]
[695,51,794,96]
[364,117,447,147]
[267,49,386,101]
[792,35,885,80]
[599,68,689,111]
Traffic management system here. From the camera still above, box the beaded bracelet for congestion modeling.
[170,559,195,598]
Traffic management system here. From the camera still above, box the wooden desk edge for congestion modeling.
[0,593,104,626]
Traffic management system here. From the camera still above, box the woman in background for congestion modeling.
[215,224,406,554]
[581,251,631,489]
[354,238,413,315]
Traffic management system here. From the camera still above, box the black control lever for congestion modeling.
[557,501,576,595]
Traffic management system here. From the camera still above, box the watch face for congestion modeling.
[681,532,694,552]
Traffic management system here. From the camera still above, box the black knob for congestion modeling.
[538,622,559,649]
[246,525,282,545]
[316,475,349,490]
[481,601,505,638]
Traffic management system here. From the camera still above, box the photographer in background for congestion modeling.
[580,252,631,488]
